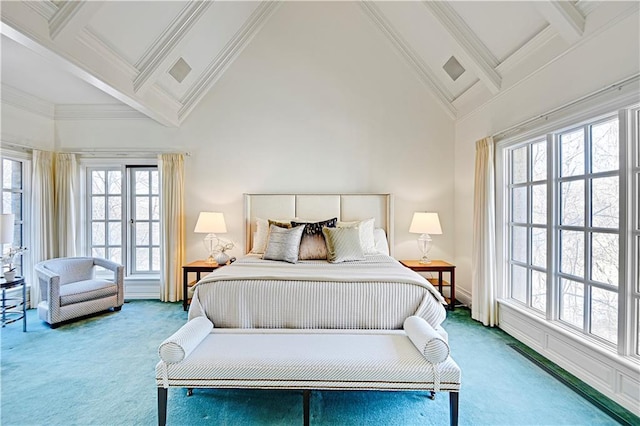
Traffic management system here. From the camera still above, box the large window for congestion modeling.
[503,105,638,356]
[1,157,26,276]
[87,166,159,276]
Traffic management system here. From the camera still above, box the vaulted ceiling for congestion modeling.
[1,1,636,126]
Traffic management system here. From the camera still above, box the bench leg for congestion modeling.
[449,392,459,426]
[158,387,168,426]
[303,390,310,426]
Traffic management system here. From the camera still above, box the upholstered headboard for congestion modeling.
[244,193,394,255]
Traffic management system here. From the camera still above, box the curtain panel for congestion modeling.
[55,153,77,258]
[158,154,185,302]
[471,137,498,327]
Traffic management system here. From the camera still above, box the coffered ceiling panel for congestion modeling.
[156,1,262,100]
[87,1,189,66]
[449,1,548,63]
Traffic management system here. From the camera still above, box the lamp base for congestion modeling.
[417,233,433,265]
[418,258,433,265]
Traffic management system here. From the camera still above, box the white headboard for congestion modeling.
[244,193,394,255]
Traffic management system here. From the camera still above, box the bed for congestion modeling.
[156,193,460,425]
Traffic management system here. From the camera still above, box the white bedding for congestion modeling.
[189,254,447,329]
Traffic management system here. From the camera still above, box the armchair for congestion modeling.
[35,257,124,328]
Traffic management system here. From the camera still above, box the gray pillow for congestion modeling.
[322,226,365,263]
[263,224,305,263]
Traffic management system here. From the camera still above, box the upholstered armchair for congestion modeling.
[35,257,124,328]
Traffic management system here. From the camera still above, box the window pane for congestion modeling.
[151,196,160,220]
[152,247,160,271]
[531,141,546,181]
[136,248,149,271]
[107,171,121,194]
[2,159,22,189]
[532,228,546,268]
[107,247,122,265]
[561,180,584,226]
[92,196,105,220]
[561,279,584,328]
[107,196,122,220]
[531,184,546,224]
[512,226,527,263]
[512,146,527,184]
[561,129,585,177]
[531,270,546,312]
[9,193,22,220]
[152,222,159,246]
[512,187,527,223]
[108,222,121,246]
[92,171,105,194]
[591,119,619,173]
[561,230,584,278]
[151,171,159,194]
[136,197,149,220]
[92,247,105,259]
[136,222,150,245]
[92,222,105,245]
[135,171,150,195]
[592,176,618,228]
[591,233,618,287]
[590,287,618,343]
[511,265,527,303]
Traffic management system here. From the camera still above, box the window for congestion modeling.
[502,105,638,356]
[87,166,159,276]
[1,157,26,276]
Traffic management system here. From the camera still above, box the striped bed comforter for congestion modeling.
[188,254,447,329]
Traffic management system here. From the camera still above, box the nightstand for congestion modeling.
[399,260,456,310]
[182,260,223,311]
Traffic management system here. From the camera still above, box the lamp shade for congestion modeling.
[0,214,14,245]
[409,212,442,235]
[194,212,227,234]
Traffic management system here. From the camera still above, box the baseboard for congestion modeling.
[124,279,159,300]
[455,287,472,308]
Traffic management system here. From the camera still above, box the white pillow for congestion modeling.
[373,228,389,255]
[337,218,376,254]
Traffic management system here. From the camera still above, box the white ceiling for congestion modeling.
[0,1,635,126]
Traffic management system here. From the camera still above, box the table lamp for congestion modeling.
[194,212,227,264]
[409,212,442,264]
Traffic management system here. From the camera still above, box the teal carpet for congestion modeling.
[0,301,635,425]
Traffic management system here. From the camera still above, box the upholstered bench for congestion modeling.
[156,316,461,426]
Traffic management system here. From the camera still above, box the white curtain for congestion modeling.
[471,137,498,326]
[31,150,56,306]
[55,153,77,257]
[158,154,185,302]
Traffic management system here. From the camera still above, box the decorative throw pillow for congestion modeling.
[251,218,293,254]
[322,226,365,263]
[291,218,338,260]
[263,224,305,263]
[337,218,377,254]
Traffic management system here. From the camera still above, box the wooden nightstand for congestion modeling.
[182,260,224,311]
[399,260,456,310]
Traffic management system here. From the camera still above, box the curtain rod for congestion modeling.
[0,144,191,157]
[493,74,640,140]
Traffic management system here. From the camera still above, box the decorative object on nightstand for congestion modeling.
[409,212,442,264]
[194,212,228,264]
[400,259,456,310]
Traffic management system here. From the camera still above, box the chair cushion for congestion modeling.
[60,279,117,306]
[45,258,95,285]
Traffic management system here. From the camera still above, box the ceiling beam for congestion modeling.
[422,1,502,95]
[49,1,103,41]
[534,1,585,44]
[133,1,212,94]
[359,1,456,119]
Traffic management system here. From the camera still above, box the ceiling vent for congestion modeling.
[443,56,465,82]
[168,57,192,83]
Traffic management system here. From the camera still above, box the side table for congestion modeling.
[399,260,456,310]
[182,260,223,311]
[1,276,27,331]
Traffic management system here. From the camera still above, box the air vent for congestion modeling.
[443,56,465,82]
[168,57,192,83]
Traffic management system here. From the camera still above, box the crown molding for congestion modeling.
[23,1,58,21]
[178,0,281,122]
[54,104,149,120]
[359,1,456,120]
[422,1,502,95]
[1,84,54,118]
[133,1,212,94]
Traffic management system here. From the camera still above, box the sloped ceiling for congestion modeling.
[0,1,636,127]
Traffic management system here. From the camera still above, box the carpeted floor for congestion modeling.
[0,301,634,425]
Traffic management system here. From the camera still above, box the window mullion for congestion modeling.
[548,133,559,321]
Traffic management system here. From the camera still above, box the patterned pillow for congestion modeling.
[337,218,377,254]
[291,218,338,260]
[263,224,305,263]
[251,218,293,254]
[322,226,365,263]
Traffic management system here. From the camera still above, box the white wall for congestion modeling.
[1,103,55,150]
[453,7,640,300]
[55,1,455,264]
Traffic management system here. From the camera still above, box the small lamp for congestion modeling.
[194,212,227,264]
[409,212,442,264]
